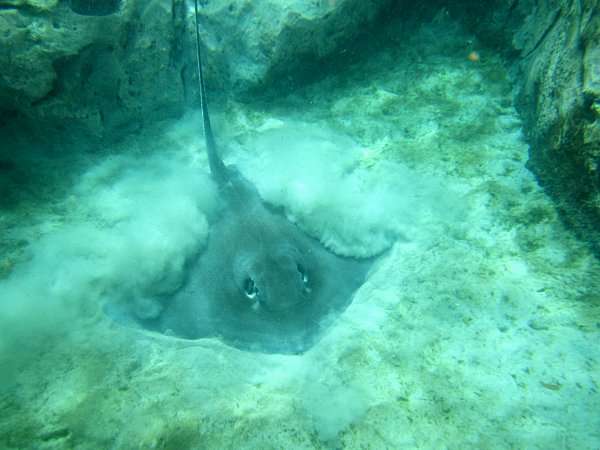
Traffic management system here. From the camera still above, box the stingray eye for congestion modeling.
[243,278,259,301]
[297,264,308,285]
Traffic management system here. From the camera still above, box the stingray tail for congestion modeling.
[194,0,230,185]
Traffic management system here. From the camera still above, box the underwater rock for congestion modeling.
[448,0,600,258]
[511,1,599,258]
[0,0,392,142]
[195,0,393,93]
[0,0,186,140]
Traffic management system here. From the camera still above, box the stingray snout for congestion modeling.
[240,261,310,312]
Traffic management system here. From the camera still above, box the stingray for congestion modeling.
[110,0,376,354]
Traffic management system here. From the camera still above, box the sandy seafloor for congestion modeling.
[1,14,599,450]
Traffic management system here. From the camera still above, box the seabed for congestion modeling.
[0,16,598,450]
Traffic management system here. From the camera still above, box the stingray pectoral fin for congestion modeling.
[154,279,215,339]
[314,253,374,313]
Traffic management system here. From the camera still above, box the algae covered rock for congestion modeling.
[510,0,600,257]
[448,0,600,257]
[0,0,187,140]
[0,0,391,142]
[195,0,392,93]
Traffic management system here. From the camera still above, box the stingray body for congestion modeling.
[121,1,374,354]
[156,173,373,353]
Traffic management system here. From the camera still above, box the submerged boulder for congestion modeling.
[0,1,187,139]
[448,0,600,257]
[0,0,392,142]
[195,0,392,93]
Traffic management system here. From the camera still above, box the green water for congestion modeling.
[0,14,598,450]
